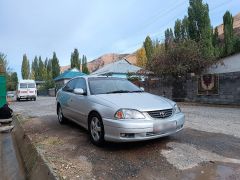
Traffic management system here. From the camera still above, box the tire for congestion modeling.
[57,105,67,124]
[16,98,20,101]
[88,113,105,146]
[33,97,36,101]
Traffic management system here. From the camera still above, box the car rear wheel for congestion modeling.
[89,113,105,146]
[57,106,67,124]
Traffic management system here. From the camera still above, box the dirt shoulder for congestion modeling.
[11,97,240,180]
[17,114,240,180]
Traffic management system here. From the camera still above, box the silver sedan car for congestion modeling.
[56,76,185,146]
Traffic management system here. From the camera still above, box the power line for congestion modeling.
[210,0,233,12]
[118,0,234,54]
[138,0,186,32]
[118,1,187,53]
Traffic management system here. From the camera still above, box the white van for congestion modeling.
[17,80,37,101]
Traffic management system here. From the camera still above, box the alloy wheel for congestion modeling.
[58,107,63,123]
[90,117,102,142]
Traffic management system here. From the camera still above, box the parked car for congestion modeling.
[56,76,185,146]
[7,91,15,102]
[7,91,15,98]
[16,80,37,101]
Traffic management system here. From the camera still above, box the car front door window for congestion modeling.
[75,78,87,94]
[63,80,77,93]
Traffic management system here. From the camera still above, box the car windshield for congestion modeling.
[20,83,27,88]
[28,83,36,88]
[88,78,143,95]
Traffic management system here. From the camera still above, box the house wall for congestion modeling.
[205,53,240,74]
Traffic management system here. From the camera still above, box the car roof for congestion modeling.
[73,75,124,80]
[19,80,36,83]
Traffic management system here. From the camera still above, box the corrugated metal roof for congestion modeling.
[54,68,86,81]
[91,59,142,75]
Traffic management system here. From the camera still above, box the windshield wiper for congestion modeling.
[106,90,130,94]
[129,90,144,93]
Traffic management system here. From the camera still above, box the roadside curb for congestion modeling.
[12,114,59,180]
[179,102,240,108]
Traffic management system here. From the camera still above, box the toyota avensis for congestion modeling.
[56,76,185,146]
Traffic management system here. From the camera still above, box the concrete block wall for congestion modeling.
[185,72,240,105]
[144,72,240,105]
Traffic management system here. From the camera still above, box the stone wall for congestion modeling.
[185,72,240,105]
[144,72,240,105]
[141,78,173,99]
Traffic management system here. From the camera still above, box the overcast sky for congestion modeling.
[0,0,239,79]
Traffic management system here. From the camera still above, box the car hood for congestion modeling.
[95,92,174,111]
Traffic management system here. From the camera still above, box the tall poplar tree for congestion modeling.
[70,49,81,70]
[144,36,154,70]
[165,28,174,50]
[51,52,60,79]
[82,55,89,74]
[136,47,147,68]
[181,16,189,40]
[21,54,30,79]
[188,0,214,59]
[38,56,44,80]
[174,19,182,42]
[31,56,39,80]
[223,11,234,56]
[212,27,221,57]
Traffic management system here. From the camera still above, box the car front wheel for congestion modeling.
[57,106,67,124]
[89,113,105,146]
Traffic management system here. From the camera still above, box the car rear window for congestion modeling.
[20,83,27,88]
[28,83,36,88]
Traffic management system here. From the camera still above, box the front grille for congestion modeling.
[147,109,173,119]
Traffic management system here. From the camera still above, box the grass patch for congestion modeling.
[39,136,64,146]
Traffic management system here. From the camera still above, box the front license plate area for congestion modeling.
[154,121,176,133]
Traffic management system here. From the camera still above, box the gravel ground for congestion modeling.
[10,97,240,179]
[10,96,56,117]
[182,105,240,138]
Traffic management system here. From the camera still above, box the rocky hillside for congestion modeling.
[60,53,137,73]
[87,53,137,73]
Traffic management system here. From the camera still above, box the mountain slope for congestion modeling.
[87,53,137,73]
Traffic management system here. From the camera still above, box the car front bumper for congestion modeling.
[18,95,36,99]
[103,113,185,142]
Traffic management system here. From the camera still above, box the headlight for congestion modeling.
[114,109,145,119]
[174,104,181,114]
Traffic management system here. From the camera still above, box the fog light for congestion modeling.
[120,133,135,138]
[120,133,126,137]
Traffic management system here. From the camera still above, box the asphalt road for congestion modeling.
[10,97,240,180]
[0,130,26,180]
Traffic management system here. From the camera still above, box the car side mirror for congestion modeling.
[73,88,85,95]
